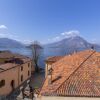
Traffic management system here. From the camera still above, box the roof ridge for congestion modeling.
[54,50,96,93]
[0,67,5,71]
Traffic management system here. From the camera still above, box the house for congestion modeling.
[45,56,64,78]
[0,51,34,96]
[39,50,100,99]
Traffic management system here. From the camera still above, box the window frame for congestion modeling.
[21,66,23,71]
[0,80,5,88]
[28,63,30,68]
[21,75,23,82]
[28,70,30,76]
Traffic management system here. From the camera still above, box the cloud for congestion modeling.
[22,39,34,44]
[0,24,33,44]
[52,36,60,41]
[0,32,19,39]
[48,30,80,43]
[48,36,60,42]
[0,25,19,40]
[0,25,7,29]
[61,30,80,37]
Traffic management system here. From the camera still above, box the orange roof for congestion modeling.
[0,63,18,70]
[0,51,31,72]
[0,50,31,60]
[0,51,14,58]
[40,50,100,97]
[0,68,4,72]
[46,56,64,63]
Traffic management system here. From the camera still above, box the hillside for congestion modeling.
[0,38,25,48]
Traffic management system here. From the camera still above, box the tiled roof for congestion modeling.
[55,52,100,97]
[46,56,64,63]
[40,50,100,97]
[0,51,31,72]
[0,50,31,59]
[0,63,18,71]
[0,51,14,58]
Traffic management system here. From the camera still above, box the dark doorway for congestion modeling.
[11,80,15,90]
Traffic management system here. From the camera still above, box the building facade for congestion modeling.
[0,51,34,96]
[45,56,64,78]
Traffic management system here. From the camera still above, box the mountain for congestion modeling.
[0,38,25,48]
[27,44,43,49]
[44,36,100,56]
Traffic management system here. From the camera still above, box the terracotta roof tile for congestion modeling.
[0,51,14,58]
[0,63,18,70]
[0,51,31,72]
[40,50,100,97]
[55,52,100,96]
[46,56,64,63]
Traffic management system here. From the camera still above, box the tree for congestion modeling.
[30,41,43,73]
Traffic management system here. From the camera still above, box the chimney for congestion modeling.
[47,67,53,85]
[91,45,94,50]
[74,50,77,54]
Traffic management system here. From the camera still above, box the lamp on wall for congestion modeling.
[48,67,53,85]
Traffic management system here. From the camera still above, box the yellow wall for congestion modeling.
[45,62,53,78]
[0,67,19,95]
[0,61,32,96]
[19,62,32,84]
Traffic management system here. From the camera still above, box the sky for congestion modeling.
[0,0,100,44]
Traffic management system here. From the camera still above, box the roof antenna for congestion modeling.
[91,45,94,50]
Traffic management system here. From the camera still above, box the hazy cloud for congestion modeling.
[0,25,8,29]
[0,25,20,41]
[61,30,80,36]
[52,36,60,41]
[48,30,80,43]
[0,25,32,44]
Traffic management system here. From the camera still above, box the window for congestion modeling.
[28,63,30,68]
[21,75,23,82]
[0,80,5,88]
[21,66,23,71]
[28,71,30,76]
[31,62,33,67]
[11,80,15,89]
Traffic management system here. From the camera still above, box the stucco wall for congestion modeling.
[45,62,53,78]
[0,61,32,96]
[19,62,31,85]
[0,67,19,95]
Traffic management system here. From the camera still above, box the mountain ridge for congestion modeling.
[44,36,100,55]
[0,38,25,48]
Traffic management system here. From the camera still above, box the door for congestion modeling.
[11,80,15,90]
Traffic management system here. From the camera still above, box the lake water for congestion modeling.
[0,47,100,68]
[0,47,32,57]
[0,47,67,67]
[0,47,46,68]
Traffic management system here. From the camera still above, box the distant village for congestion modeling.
[0,46,100,100]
